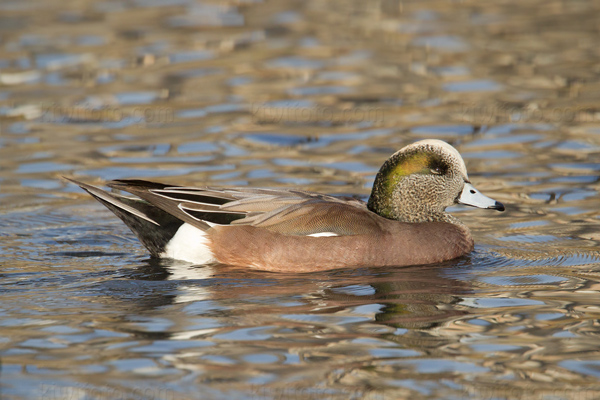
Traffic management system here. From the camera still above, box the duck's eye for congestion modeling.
[430,167,442,175]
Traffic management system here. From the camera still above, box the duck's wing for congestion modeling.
[222,195,380,236]
[106,179,382,236]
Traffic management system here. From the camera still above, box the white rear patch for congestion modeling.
[307,232,339,237]
[161,223,216,264]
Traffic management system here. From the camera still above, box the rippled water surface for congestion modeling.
[2,0,600,399]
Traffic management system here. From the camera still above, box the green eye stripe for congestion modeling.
[389,153,442,178]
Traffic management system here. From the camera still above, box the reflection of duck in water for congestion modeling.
[113,260,472,335]
[307,264,473,331]
[67,139,503,271]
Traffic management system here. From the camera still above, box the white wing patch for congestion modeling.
[161,223,216,264]
[307,232,339,237]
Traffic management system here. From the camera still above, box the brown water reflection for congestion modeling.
[2,0,600,398]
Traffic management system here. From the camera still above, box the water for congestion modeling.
[1,0,600,399]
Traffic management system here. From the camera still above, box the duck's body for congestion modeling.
[209,219,473,272]
[67,139,503,271]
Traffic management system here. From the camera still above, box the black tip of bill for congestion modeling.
[491,201,505,212]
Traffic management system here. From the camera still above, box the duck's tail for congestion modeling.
[64,177,185,257]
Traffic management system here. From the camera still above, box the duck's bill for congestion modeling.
[458,183,505,211]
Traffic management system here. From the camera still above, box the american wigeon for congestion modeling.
[66,139,504,272]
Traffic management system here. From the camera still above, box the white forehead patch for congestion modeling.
[403,139,468,179]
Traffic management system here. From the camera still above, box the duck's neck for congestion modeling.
[368,203,463,225]
[367,185,463,225]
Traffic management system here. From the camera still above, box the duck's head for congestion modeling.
[367,139,504,223]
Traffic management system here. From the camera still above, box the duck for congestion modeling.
[66,139,504,272]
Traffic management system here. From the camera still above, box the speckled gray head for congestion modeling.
[367,139,504,223]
